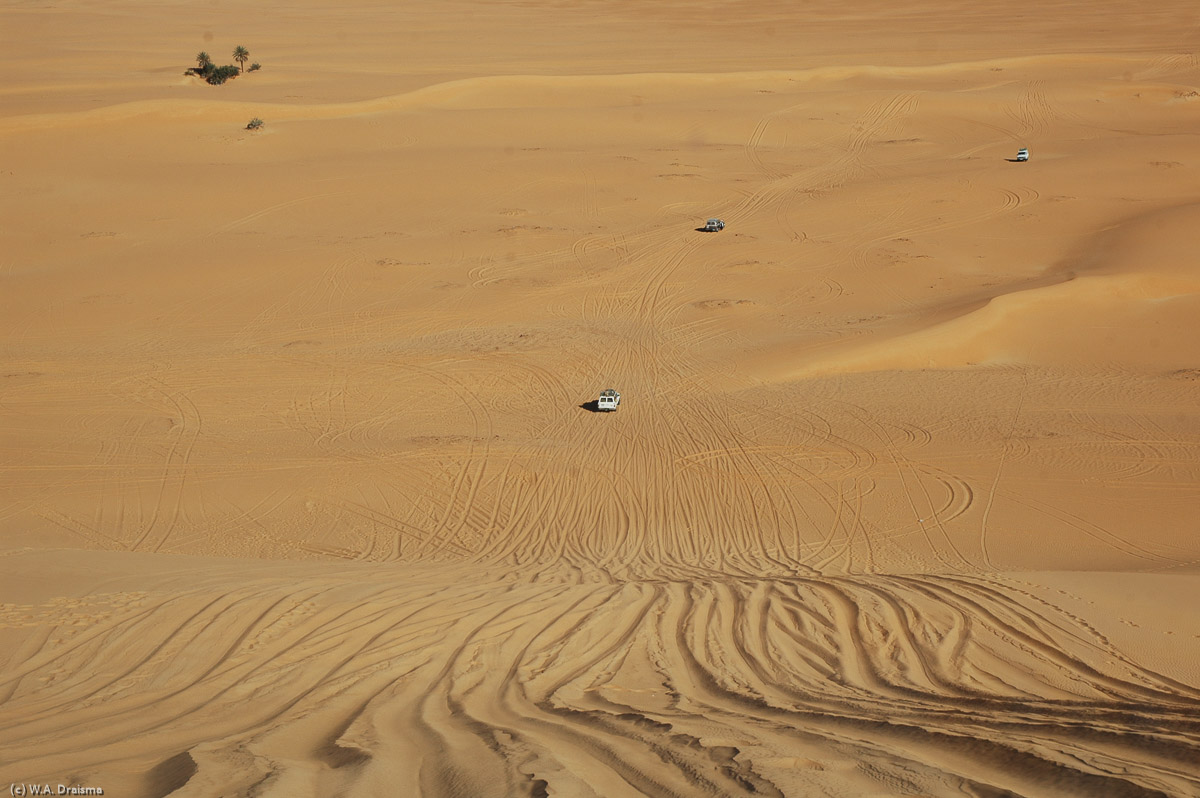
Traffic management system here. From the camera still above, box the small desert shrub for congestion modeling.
[206,65,240,85]
[246,118,264,130]
[248,63,261,72]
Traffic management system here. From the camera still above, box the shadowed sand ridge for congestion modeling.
[2,0,1200,795]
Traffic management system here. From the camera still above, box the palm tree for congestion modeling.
[233,46,249,74]
[196,51,211,72]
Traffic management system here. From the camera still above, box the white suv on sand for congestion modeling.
[597,389,621,411]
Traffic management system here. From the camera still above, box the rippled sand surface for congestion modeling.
[2,1,1199,795]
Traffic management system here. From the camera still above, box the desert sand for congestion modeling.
[2,1,1200,795]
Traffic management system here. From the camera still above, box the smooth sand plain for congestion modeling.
[2,1,1200,795]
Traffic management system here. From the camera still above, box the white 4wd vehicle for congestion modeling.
[1016,148,1029,162]
[597,389,621,411]
[703,218,726,232]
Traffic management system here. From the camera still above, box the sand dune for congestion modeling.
[3,551,1199,797]
[791,201,1200,374]
[2,0,1200,795]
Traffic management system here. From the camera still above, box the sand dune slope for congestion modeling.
[793,203,1200,375]
[2,552,1199,797]
[3,0,1200,795]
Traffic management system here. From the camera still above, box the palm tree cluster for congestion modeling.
[191,46,256,85]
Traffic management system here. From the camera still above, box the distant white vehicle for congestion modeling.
[1016,148,1029,162]
[597,389,621,412]
[703,218,726,232]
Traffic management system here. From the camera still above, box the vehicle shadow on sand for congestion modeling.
[579,400,603,412]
